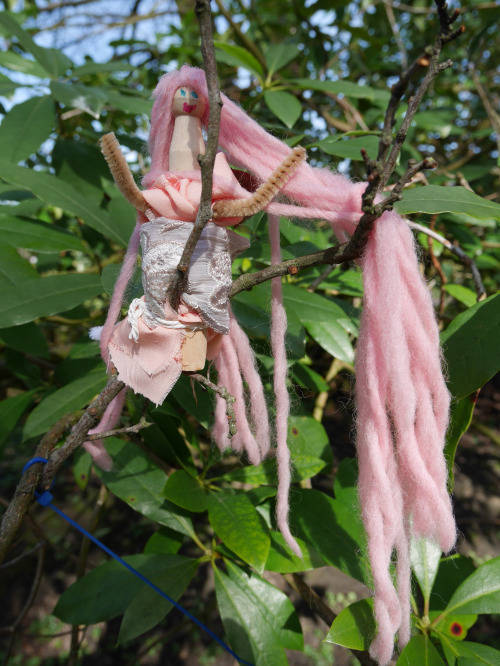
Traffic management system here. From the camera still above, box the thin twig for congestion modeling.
[169,0,223,310]
[190,373,237,437]
[86,416,152,440]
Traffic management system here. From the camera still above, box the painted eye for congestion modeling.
[192,91,199,99]
[180,89,186,97]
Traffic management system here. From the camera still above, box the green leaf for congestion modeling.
[0,274,102,328]
[265,43,300,76]
[289,488,367,583]
[0,12,73,78]
[265,531,325,573]
[222,455,326,485]
[161,470,209,513]
[226,560,303,650]
[333,458,359,508]
[396,186,500,220]
[170,374,213,428]
[410,536,442,605]
[293,78,390,102]
[23,366,107,439]
[54,553,188,624]
[208,493,270,573]
[0,246,39,290]
[290,362,329,391]
[50,81,108,119]
[0,96,55,163]
[441,293,500,400]
[73,449,92,490]
[396,635,446,665]
[214,42,263,78]
[0,51,48,78]
[303,319,354,363]
[118,557,198,644]
[0,215,86,253]
[454,641,500,665]
[0,322,49,357]
[264,90,301,129]
[213,565,289,666]
[73,60,136,76]
[144,528,183,555]
[314,134,379,161]
[430,555,476,612]
[288,415,332,465]
[0,72,18,96]
[0,390,36,453]
[444,396,475,491]
[0,162,126,245]
[94,438,195,538]
[324,599,375,650]
[444,556,500,616]
[105,89,153,116]
[444,285,478,308]
[432,613,477,642]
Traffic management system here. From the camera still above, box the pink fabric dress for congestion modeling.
[108,153,250,405]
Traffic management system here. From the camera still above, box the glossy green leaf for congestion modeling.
[0,12,73,78]
[0,162,126,245]
[161,470,209,512]
[288,415,332,465]
[324,598,375,650]
[0,215,86,253]
[73,60,135,76]
[455,641,500,665]
[23,366,107,439]
[226,560,303,650]
[444,556,500,616]
[54,554,188,624]
[144,528,184,555]
[410,536,442,606]
[289,488,367,583]
[0,389,36,452]
[50,81,107,119]
[222,455,326,485]
[290,362,329,391]
[0,322,49,357]
[303,319,353,363]
[264,90,301,129]
[432,613,477,642]
[94,438,195,538]
[0,274,102,329]
[441,293,500,400]
[333,458,359,508]
[208,493,270,573]
[213,565,289,666]
[314,134,379,160]
[396,186,500,220]
[0,245,39,290]
[118,557,198,644]
[444,396,476,491]
[396,635,446,665]
[444,285,478,308]
[214,42,263,78]
[430,555,476,612]
[0,96,55,163]
[265,531,325,573]
[265,43,300,76]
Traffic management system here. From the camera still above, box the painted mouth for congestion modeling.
[183,103,196,113]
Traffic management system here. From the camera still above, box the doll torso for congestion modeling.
[140,217,249,335]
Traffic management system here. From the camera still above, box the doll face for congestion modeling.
[172,86,206,118]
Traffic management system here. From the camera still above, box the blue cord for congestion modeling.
[23,458,255,666]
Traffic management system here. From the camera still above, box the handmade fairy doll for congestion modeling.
[93,65,456,666]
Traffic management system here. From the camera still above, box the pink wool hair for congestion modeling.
[95,65,455,663]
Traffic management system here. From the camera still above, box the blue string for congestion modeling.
[23,457,255,666]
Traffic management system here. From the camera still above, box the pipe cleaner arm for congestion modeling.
[212,146,306,219]
[100,132,149,213]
